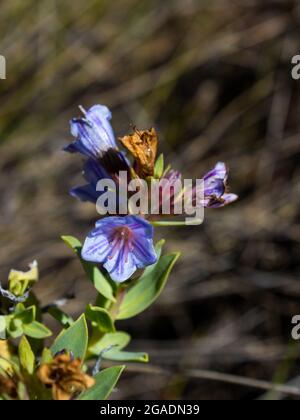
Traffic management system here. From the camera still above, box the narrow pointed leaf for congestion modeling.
[103,350,148,363]
[23,321,52,339]
[117,252,180,320]
[19,336,35,374]
[154,154,164,179]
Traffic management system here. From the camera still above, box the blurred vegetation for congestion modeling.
[0,0,300,400]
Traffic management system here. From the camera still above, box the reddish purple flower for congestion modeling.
[153,170,183,215]
[81,216,157,283]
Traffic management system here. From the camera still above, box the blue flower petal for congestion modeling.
[104,250,137,283]
[70,159,111,204]
[65,104,117,159]
[81,230,111,263]
[70,185,99,203]
[81,216,157,283]
[132,236,157,268]
[83,159,109,185]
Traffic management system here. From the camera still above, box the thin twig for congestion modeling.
[126,364,300,398]
[92,345,118,377]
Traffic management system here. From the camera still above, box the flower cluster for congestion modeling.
[0,103,238,401]
[65,104,238,283]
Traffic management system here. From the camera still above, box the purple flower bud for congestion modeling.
[203,162,238,208]
[70,159,110,203]
[81,216,157,283]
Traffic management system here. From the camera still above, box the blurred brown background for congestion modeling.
[0,0,300,400]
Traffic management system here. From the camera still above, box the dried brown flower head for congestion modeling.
[0,374,18,399]
[37,353,95,401]
[119,127,158,178]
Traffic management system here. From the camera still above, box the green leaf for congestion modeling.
[117,251,180,320]
[14,303,26,314]
[23,321,52,339]
[19,336,35,374]
[15,306,36,325]
[61,235,82,250]
[51,314,88,359]
[6,317,23,339]
[78,366,125,400]
[85,305,115,333]
[88,331,130,357]
[154,154,164,179]
[62,236,116,303]
[85,266,116,303]
[47,306,74,328]
[41,348,53,364]
[103,350,148,363]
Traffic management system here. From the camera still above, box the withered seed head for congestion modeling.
[0,374,18,399]
[119,127,158,179]
[37,353,95,401]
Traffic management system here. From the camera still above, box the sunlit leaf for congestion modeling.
[23,321,52,339]
[19,336,35,374]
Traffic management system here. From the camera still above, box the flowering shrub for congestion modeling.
[0,104,237,400]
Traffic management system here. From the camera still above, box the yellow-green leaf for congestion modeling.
[41,348,53,364]
[23,321,52,339]
[154,154,164,179]
[8,261,38,297]
[19,336,35,374]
